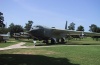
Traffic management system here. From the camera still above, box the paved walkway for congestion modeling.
[0,42,28,50]
[0,42,52,50]
[0,42,100,51]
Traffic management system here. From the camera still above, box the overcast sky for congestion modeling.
[0,0,100,31]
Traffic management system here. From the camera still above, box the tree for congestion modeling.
[68,22,75,30]
[89,24,100,33]
[0,12,5,27]
[8,23,15,31]
[76,25,84,31]
[96,27,100,33]
[14,25,24,32]
[24,20,33,31]
[0,28,9,34]
[8,23,24,37]
[89,24,98,32]
[8,23,15,36]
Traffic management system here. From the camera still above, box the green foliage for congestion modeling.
[89,24,100,33]
[13,25,24,32]
[9,23,14,28]
[0,28,9,34]
[68,22,75,30]
[8,23,24,37]
[89,24,97,32]
[96,27,100,33]
[0,12,5,27]
[0,38,19,48]
[76,25,84,31]
[24,20,33,31]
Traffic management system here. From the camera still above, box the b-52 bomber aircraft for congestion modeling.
[29,22,83,44]
[29,22,100,44]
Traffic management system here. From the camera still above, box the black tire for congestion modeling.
[51,38,55,44]
[61,38,64,43]
[45,40,49,45]
[5,41,7,43]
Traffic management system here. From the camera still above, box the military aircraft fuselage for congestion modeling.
[29,25,53,40]
[29,25,84,44]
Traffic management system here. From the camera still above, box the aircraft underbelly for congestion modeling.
[51,30,66,38]
[30,29,50,39]
[52,34,65,38]
[44,29,52,38]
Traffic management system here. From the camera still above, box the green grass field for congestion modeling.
[0,46,100,65]
[67,37,100,45]
[0,37,100,48]
[0,37,100,65]
[23,37,100,46]
[0,38,19,48]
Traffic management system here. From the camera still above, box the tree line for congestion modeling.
[68,22,100,33]
[0,12,100,37]
[0,12,33,36]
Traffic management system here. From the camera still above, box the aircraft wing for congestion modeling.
[0,32,10,37]
[66,30,83,35]
[52,28,100,36]
[52,29,82,34]
[84,32,100,36]
[51,29,67,38]
[51,28,83,38]
[52,28,100,37]
[0,34,10,37]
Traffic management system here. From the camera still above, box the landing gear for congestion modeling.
[44,38,56,45]
[45,40,49,45]
[51,38,56,44]
[61,38,65,43]
[57,39,59,43]
[4,41,7,43]
[44,38,66,45]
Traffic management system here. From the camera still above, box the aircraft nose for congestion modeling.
[29,29,40,36]
[30,26,40,31]
[29,27,39,33]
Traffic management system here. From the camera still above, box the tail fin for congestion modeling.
[65,21,67,30]
[7,32,10,35]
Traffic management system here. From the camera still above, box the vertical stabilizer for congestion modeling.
[65,21,67,30]
[7,32,10,36]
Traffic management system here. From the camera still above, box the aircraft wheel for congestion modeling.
[51,38,55,44]
[57,39,59,43]
[45,40,49,45]
[61,38,65,43]
[5,41,7,43]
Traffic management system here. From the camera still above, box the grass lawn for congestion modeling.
[0,46,100,65]
[0,37,99,47]
[22,37,100,46]
[0,38,19,48]
[68,37,100,45]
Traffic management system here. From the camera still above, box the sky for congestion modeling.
[0,0,100,31]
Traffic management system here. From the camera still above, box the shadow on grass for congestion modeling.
[0,54,79,65]
[35,42,67,46]
[82,44,91,45]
